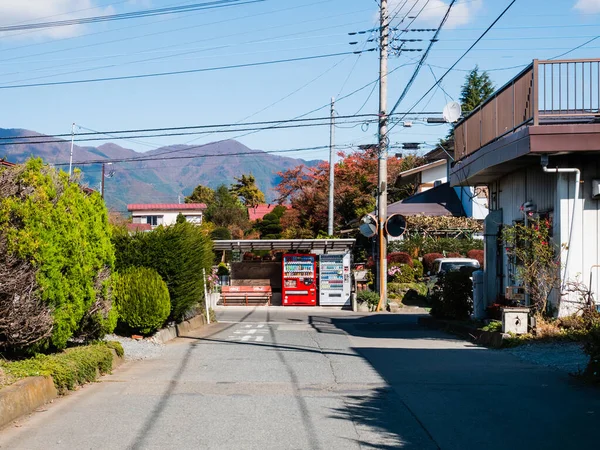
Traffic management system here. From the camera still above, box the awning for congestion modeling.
[212,239,356,252]
[386,182,465,217]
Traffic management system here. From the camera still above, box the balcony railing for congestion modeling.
[454,59,600,160]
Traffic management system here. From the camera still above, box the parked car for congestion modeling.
[426,258,481,297]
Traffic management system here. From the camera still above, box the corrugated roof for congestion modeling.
[212,239,355,252]
[127,203,207,211]
[0,160,16,167]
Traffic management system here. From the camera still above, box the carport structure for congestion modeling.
[212,239,356,306]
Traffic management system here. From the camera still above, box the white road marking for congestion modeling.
[247,329,257,334]
[241,335,251,342]
[257,324,264,328]
[255,336,264,342]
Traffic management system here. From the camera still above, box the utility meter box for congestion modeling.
[502,307,529,334]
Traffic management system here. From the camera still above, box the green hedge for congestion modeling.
[112,222,213,322]
[0,159,115,352]
[0,342,120,393]
[390,236,483,258]
[114,267,171,335]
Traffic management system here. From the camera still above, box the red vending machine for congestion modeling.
[282,254,317,306]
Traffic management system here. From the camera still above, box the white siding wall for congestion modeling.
[493,160,599,316]
[555,158,600,315]
[421,164,447,185]
[131,210,204,228]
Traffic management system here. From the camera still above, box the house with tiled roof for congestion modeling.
[248,204,289,222]
[127,203,207,229]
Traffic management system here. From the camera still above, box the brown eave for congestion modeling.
[450,123,600,186]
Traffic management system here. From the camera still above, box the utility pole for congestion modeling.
[376,0,389,312]
[328,97,335,236]
[101,163,106,199]
[68,123,75,177]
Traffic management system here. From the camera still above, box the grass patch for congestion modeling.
[0,342,121,394]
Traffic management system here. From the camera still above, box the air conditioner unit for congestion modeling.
[592,179,600,199]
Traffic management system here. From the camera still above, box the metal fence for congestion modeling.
[454,59,600,160]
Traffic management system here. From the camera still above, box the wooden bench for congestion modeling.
[220,286,272,306]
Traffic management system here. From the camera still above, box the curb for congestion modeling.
[0,348,125,430]
[0,376,57,430]
[418,316,509,348]
[152,314,209,344]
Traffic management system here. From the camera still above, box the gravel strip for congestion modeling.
[503,341,589,374]
[104,334,165,361]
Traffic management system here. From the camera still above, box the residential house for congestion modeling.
[449,59,600,316]
[127,203,206,229]
[393,148,488,220]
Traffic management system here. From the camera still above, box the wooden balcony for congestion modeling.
[454,59,600,161]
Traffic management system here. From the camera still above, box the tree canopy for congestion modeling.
[459,65,495,114]
[276,148,419,237]
[230,174,265,208]
[185,184,215,204]
[204,184,249,236]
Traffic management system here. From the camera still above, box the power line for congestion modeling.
[388,0,518,133]
[0,0,263,33]
[0,49,376,90]
[389,0,457,115]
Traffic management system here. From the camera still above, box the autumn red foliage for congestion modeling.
[467,249,484,266]
[387,252,413,266]
[423,253,444,273]
[275,148,424,236]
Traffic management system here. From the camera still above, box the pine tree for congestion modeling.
[230,174,266,208]
[460,66,495,114]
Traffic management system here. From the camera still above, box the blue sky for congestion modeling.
[0,0,599,161]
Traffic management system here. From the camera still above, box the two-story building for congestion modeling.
[450,58,600,316]
[127,203,207,229]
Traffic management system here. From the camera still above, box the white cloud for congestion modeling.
[387,0,483,29]
[574,0,600,13]
[0,1,114,40]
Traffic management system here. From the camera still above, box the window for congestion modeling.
[146,216,161,226]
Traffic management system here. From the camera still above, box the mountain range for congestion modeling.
[0,128,321,213]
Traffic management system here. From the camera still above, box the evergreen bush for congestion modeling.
[430,272,473,320]
[357,290,380,310]
[112,222,213,322]
[467,249,484,266]
[412,259,424,280]
[0,160,115,352]
[114,267,171,335]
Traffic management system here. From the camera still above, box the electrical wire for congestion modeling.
[0,49,377,90]
[0,0,263,33]
[387,0,518,134]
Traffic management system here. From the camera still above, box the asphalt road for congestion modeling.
[1,307,599,450]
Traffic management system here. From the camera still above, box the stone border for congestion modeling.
[0,348,124,430]
[418,316,509,348]
[151,314,208,344]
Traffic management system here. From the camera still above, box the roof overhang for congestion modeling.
[212,239,356,253]
[450,123,600,186]
[398,159,446,178]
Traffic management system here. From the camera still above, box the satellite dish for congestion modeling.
[385,214,407,238]
[443,101,462,123]
[359,214,378,238]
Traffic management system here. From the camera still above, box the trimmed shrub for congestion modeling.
[467,249,484,266]
[114,267,171,335]
[388,252,413,267]
[388,282,428,304]
[389,236,484,257]
[412,259,424,280]
[210,227,232,241]
[389,263,415,283]
[0,159,115,352]
[0,343,115,393]
[113,222,213,322]
[430,271,473,320]
[446,252,463,258]
[423,253,444,273]
[217,262,230,276]
[357,290,380,310]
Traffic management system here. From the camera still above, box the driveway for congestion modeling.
[0,307,598,449]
